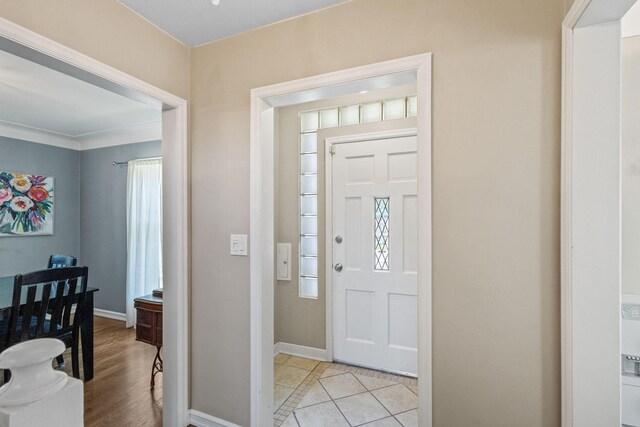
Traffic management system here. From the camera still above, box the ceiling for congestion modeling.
[0,49,161,141]
[119,0,350,47]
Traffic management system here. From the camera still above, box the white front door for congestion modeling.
[332,135,418,376]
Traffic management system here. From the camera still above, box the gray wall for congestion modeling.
[0,136,161,313]
[80,140,161,313]
[0,136,80,276]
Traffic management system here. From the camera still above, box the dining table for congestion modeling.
[0,275,99,381]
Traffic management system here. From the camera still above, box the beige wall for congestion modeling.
[622,36,640,295]
[191,0,564,425]
[275,86,417,350]
[0,0,566,424]
[0,1,189,100]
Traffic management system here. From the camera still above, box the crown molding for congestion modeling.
[0,121,80,150]
[78,121,162,151]
[0,120,162,151]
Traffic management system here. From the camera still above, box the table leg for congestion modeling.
[150,346,163,389]
[81,291,94,381]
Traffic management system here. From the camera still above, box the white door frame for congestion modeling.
[0,18,190,426]
[324,128,418,371]
[562,0,635,425]
[250,54,431,426]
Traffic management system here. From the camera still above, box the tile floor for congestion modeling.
[274,354,418,427]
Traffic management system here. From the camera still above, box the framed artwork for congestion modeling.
[0,171,54,236]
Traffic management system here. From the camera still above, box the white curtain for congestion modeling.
[126,158,163,327]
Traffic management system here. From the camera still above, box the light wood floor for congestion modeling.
[60,316,163,427]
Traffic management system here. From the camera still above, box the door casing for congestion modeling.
[562,0,637,425]
[250,55,432,426]
[0,17,190,426]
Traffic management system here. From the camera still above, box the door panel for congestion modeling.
[345,197,363,270]
[388,293,418,349]
[345,289,375,343]
[332,135,418,376]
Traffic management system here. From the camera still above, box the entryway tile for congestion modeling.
[275,353,291,365]
[407,383,418,396]
[274,384,296,411]
[281,413,299,427]
[362,417,403,426]
[319,373,366,399]
[276,365,312,389]
[274,358,419,427]
[371,384,418,415]
[334,392,391,425]
[296,381,331,409]
[395,409,418,427]
[286,356,319,371]
[355,373,398,391]
[294,401,350,427]
[320,368,344,378]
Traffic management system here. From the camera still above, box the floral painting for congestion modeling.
[0,171,54,236]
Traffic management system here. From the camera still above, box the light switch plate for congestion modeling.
[230,234,248,256]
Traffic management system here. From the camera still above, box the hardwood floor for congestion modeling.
[61,316,163,427]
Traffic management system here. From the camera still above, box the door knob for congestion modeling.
[334,263,343,272]
[335,235,343,244]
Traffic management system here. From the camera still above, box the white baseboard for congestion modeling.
[93,308,127,322]
[188,409,243,427]
[275,342,330,362]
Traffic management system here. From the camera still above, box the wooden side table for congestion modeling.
[134,292,163,389]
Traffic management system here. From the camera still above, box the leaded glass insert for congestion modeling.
[374,197,390,271]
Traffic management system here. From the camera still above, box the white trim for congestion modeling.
[188,409,243,427]
[561,7,578,426]
[0,19,185,107]
[325,140,335,364]
[324,128,418,372]
[0,17,189,427]
[274,342,331,362]
[562,1,636,425]
[0,120,162,151]
[562,0,591,28]
[93,309,127,322]
[250,55,426,101]
[561,27,573,427]
[325,128,417,145]
[250,53,432,427]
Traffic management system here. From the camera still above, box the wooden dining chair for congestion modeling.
[0,267,89,380]
[46,255,79,369]
[47,255,77,269]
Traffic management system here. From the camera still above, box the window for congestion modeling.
[374,197,390,271]
[299,112,319,298]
